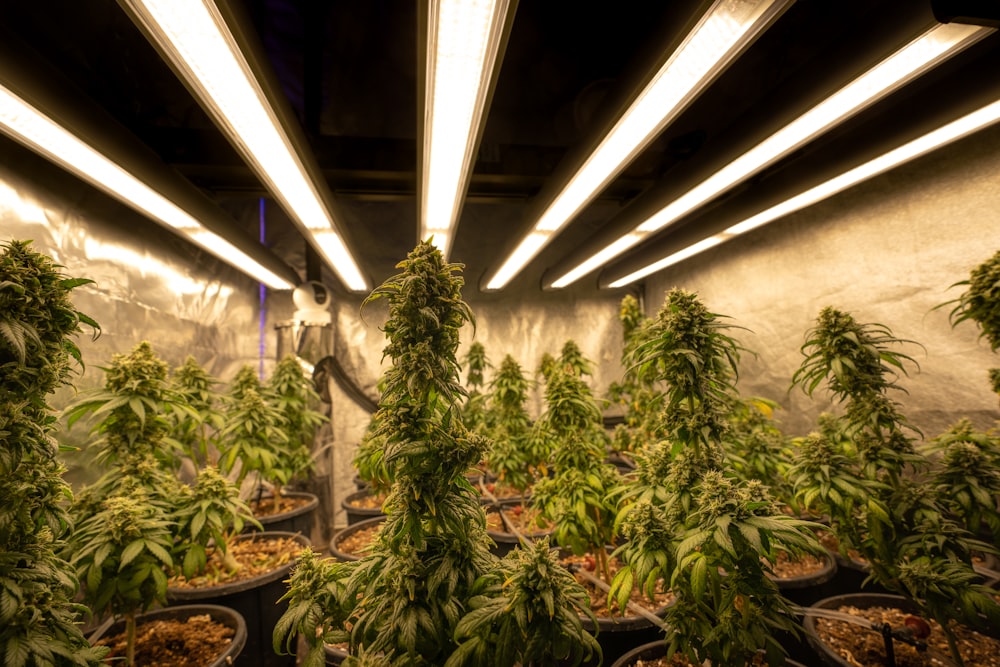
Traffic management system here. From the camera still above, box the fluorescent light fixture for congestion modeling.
[0,82,295,290]
[607,95,1000,287]
[121,0,369,292]
[421,0,512,259]
[553,21,994,289]
[484,0,792,290]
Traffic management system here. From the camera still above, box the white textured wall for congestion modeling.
[646,123,1000,440]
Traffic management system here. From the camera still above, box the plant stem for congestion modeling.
[126,610,136,667]
[944,626,965,667]
[593,507,612,584]
[574,567,665,628]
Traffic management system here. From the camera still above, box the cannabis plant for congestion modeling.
[217,382,292,499]
[69,493,175,667]
[448,538,601,667]
[724,397,795,507]
[531,359,620,584]
[267,354,328,501]
[461,341,492,437]
[484,354,540,499]
[171,465,259,580]
[944,249,1000,350]
[168,355,225,469]
[64,341,189,481]
[272,548,355,667]
[558,340,594,379]
[923,418,1000,543]
[607,294,665,456]
[789,306,1000,666]
[0,239,106,667]
[352,419,391,495]
[274,240,597,666]
[611,288,821,666]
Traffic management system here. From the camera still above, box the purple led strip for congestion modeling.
[258,197,266,379]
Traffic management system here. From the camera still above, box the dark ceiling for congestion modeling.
[2,1,1000,298]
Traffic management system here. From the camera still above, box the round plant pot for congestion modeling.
[324,642,350,665]
[329,515,386,562]
[609,640,809,666]
[89,604,247,667]
[803,593,924,667]
[605,452,637,475]
[167,531,310,667]
[341,488,387,525]
[249,490,319,538]
[581,607,670,667]
[485,498,554,558]
[974,552,1000,588]
[771,548,839,608]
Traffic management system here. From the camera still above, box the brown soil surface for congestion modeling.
[94,613,236,666]
[560,553,674,619]
[630,653,770,666]
[480,480,531,500]
[169,534,305,588]
[252,493,312,517]
[485,505,554,536]
[815,604,1000,666]
[334,523,383,557]
[768,549,829,579]
[345,491,388,510]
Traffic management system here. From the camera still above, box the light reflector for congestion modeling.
[0,83,295,290]
[121,0,369,291]
[555,21,993,288]
[485,0,792,290]
[608,95,1000,287]
[422,0,512,259]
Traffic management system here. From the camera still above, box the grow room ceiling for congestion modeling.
[1,0,999,297]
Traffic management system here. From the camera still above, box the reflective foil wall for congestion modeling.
[265,280,628,530]
[647,120,1000,440]
[0,154,269,491]
[1,147,629,532]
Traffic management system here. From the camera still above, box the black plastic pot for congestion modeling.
[341,488,387,525]
[605,452,637,475]
[249,490,319,538]
[772,549,839,608]
[587,607,671,667]
[329,515,386,562]
[485,498,554,558]
[166,531,310,667]
[803,593,923,667]
[609,640,809,666]
[89,604,247,667]
[324,642,350,665]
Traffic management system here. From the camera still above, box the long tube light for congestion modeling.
[0,83,295,290]
[421,0,513,259]
[119,0,369,292]
[483,0,793,291]
[550,21,994,289]
[606,94,1000,287]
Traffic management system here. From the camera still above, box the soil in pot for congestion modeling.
[480,478,532,500]
[341,488,388,525]
[329,515,386,561]
[610,640,809,666]
[91,604,246,667]
[485,500,554,556]
[167,532,310,667]
[768,549,838,608]
[806,594,1000,667]
[248,490,319,538]
[559,552,674,666]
